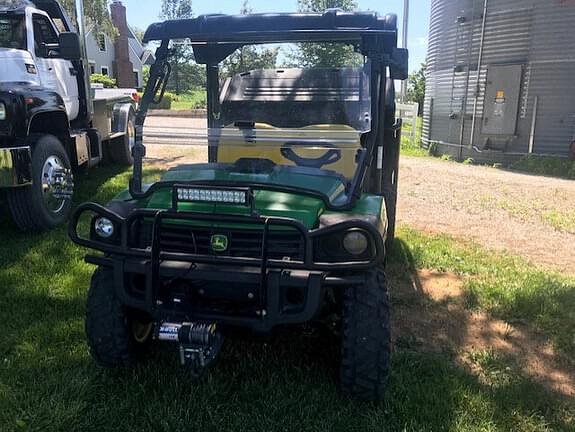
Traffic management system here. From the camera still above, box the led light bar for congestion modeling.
[174,186,250,206]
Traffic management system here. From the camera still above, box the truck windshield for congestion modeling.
[0,15,26,50]
[142,42,371,204]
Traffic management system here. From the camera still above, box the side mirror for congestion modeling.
[390,48,409,81]
[59,32,82,60]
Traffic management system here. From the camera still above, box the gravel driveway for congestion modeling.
[397,157,575,276]
[143,116,575,275]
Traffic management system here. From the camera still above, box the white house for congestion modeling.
[85,0,154,89]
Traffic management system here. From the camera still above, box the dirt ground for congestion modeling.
[397,157,575,276]
[392,269,575,397]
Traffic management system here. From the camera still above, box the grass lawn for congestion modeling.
[0,166,573,431]
[171,90,207,111]
[401,116,428,158]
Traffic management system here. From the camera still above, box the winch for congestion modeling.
[157,322,223,377]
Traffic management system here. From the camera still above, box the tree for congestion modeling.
[165,63,206,94]
[289,0,362,68]
[221,1,279,77]
[131,27,145,44]
[407,63,426,115]
[160,0,192,22]
[160,0,194,94]
[60,0,115,36]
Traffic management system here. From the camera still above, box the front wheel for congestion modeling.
[7,134,73,231]
[85,267,153,368]
[340,266,391,400]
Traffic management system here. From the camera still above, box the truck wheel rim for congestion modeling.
[132,319,153,343]
[41,155,67,213]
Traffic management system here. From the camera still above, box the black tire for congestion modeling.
[340,266,391,400]
[7,134,73,231]
[109,113,135,166]
[85,267,152,368]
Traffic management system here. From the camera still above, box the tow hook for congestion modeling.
[157,322,223,377]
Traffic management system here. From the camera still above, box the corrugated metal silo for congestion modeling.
[423,0,575,162]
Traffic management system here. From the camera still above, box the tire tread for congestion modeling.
[340,266,391,400]
[85,268,134,368]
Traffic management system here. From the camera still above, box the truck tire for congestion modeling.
[340,266,391,400]
[109,113,135,166]
[85,267,152,368]
[7,134,73,231]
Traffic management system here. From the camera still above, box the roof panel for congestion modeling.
[143,10,397,44]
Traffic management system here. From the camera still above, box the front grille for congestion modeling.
[133,222,305,261]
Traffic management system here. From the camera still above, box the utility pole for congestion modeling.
[401,0,409,103]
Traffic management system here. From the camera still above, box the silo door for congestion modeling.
[482,65,523,136]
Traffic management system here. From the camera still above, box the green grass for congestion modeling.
[0,167,573,431]
[171,90,207,111]
[543,210,575,234]
[510,155,575,180]
[401,116,429,157]
[390,228,575,358]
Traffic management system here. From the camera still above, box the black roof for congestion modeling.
[143,10,397,44]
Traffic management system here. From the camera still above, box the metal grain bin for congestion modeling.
[423,0,575,162]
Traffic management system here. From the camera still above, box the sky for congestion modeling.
[119,0,430,72]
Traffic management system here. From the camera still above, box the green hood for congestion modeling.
[144,164,348,229]
[112,165,385,232]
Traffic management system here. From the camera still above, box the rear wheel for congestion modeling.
[340,266,391,400]
[7,134,73,231]
[85,267,152,367]
[109,112,135,166]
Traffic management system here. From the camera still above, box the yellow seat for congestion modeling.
[216,123,362,178]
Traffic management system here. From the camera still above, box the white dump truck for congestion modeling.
[0,0,136,231]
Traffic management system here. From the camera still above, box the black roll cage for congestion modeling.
[132,11,407,211]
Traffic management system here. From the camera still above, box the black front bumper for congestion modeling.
[70,202,384,331]
[0,145,32,187]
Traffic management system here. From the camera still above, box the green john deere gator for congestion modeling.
[69,9,408,400]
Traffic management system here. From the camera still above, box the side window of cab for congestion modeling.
[32,14,59,58]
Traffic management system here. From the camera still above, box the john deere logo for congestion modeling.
[211,234,228,253]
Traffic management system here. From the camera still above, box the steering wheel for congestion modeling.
[280,141,342,169]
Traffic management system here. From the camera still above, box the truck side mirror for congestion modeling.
[59,32,82,60]
[389,48,409,81]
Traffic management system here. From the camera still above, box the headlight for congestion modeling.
[176,186,249,205]
[0,103,6,120]
[94,217,115,238]
[342,230,369,256]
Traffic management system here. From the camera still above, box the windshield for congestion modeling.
[142,42,371,204]
[0,15,26,50]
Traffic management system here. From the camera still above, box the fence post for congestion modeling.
[396,102,419,148]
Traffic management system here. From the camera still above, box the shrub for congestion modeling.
[191,92,207,109]
[136,91,175,109]
[90,73,117,88]
[511,155,575,180]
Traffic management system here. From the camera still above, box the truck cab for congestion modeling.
[0,0,86,123]
[0,5,79,119]
[0,0,136,232]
